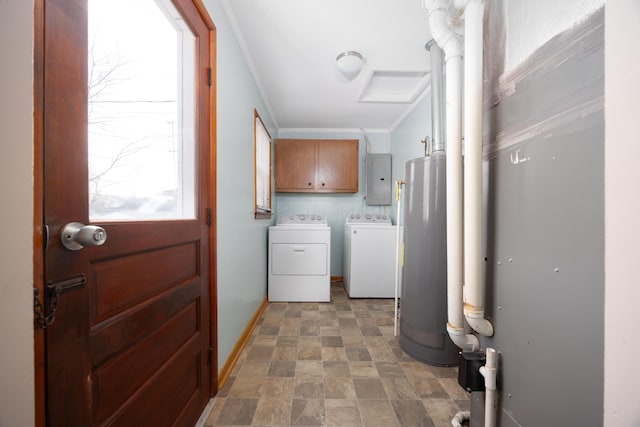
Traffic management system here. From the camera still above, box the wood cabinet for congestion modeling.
[275,138,358,193]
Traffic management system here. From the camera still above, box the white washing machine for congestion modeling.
[268,214,331,302]
[344,213,402,298]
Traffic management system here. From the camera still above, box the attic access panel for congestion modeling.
[359,70,429,103]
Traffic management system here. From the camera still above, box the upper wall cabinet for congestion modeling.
[275,138,358,193]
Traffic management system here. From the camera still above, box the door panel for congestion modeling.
[92,303,198,423]
[111,339,203,427]
[90,243,198,322]
[89,280,201,367]
[42,0,214,425]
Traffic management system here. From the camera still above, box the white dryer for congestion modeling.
[344,213,402,298]
[268,214,330,302]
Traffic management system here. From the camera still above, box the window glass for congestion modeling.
[88,0,196,220]
[254,111,272,218]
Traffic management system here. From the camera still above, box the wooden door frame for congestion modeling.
[32,1,218,424]
[33,0,45,424]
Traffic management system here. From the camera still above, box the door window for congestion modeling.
[88,0,196,220]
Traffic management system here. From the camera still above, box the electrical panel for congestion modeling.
[365,153,392,205]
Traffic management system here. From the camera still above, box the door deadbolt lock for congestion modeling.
[61,222,107,251]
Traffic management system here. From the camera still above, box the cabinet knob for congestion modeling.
[321,183,325,186]
[308,182,312,186]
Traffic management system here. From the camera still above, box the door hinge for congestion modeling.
[207,67,212,87]
[208,347,213,363]
[206,208,212,226]
[43,224,49,252]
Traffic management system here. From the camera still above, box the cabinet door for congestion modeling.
[275,139,316,192]
[317,139,359,192]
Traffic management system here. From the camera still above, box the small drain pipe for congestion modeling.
[451,411,470,427]
[423,0,478,352]
[480,348,498,427]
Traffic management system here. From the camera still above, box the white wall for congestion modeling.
[504,0,604,72]
[389,91,431,192]
[604,1,640,425]
[202,1,277,370]
[0,1,35,426]
[389,89,432,242]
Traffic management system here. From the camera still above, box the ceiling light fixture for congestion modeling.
[336,51,364,79]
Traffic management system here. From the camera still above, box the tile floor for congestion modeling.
[206,282,470,427]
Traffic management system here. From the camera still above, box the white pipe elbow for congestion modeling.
[451,411,471,427]
[465,312,494,337]
[447,324,480,351]
[422,0,449,11]
[452,0,485,12]
[454,0,484,11]
[452,0,468,10]
[424,2,463,60]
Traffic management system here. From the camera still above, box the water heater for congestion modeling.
[400,153,458,366]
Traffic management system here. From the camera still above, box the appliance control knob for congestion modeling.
[289,216,294,220]
[356,215,360,219]
[383,215,387,220]
[376,215,381,219]
[299,215,305,220]
[311,215,316,220]
[350,215,354,219]
[366,215,371,220]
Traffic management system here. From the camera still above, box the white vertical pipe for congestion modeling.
[480,347,498,427]
[394,180,404,337]
[424,0,479,352]
[445,54,465,338]
[462,0,493,337]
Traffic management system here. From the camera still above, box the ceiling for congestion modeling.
[220,0,433,131]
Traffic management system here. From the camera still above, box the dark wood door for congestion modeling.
[42,0,214,425]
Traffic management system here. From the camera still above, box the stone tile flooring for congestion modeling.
[205,282,469,427]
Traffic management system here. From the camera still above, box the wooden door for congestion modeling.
[40,0,215,425]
